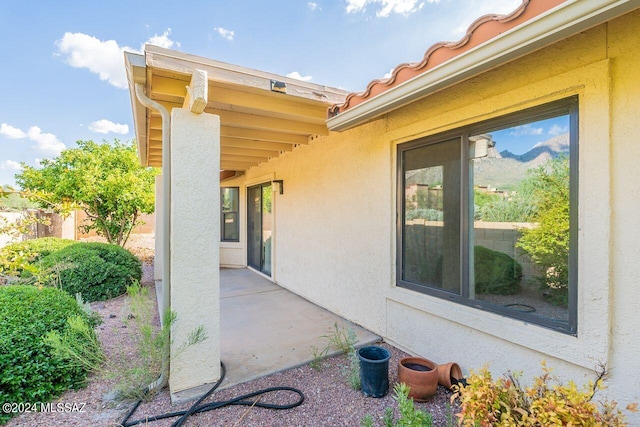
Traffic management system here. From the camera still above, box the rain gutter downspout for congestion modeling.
[134,83,171,393]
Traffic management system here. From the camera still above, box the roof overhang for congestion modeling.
[125,45,347,170]
[327,0,640,132]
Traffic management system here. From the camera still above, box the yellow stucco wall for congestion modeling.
[222,9,640,418]
[605,8,640,418]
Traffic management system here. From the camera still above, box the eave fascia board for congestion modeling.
[144,45,348,105]
[125,51,149,166]
[327,0,640,132]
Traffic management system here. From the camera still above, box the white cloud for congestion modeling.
[145,29,179,49]
[286,71,313,82]
[0,123,65,156]
[214,27,235,41]
[0,160,22,171]
[384,68,395,78]
[89,119,129,135]
[346,0,368,13]
[56,29,179,89]
[376,0,426,17]
[509,124,543,137]
[346,0,433,17]
[26,126,66,156]
[548,124,569,136]
[0,123,27,139]
[57,33,132,89]
[308,2,321,11]
[452,0,522,37]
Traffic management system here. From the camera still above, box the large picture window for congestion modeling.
[397,97,578,334]
[221,187,240,242]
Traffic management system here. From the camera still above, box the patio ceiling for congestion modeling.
[126,45,348,172]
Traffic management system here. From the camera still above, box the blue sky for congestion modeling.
[0,0,521,186]
[490,116,570,155]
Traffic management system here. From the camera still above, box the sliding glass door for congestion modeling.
[247,183,272,276]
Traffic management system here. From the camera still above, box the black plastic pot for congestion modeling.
[357,345,391,398]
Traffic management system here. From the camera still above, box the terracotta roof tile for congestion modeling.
[328,0,567,118]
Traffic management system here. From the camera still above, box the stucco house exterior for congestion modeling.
[125,0,640,420]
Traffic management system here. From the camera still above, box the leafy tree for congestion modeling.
[16,140,157,246]
[516,156,570,305]
[0,185,39,211]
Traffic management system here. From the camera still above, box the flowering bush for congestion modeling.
[454,361,637,426]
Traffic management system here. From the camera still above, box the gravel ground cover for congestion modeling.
[7,235,461,426]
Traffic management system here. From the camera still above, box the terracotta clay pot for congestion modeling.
[437,362,463,389]
[397,357,438,401]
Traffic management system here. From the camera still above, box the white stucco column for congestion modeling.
[169,107,221,397]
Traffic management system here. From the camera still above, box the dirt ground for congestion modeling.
[6,234,461,426]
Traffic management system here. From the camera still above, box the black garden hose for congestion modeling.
[120,362,305,427]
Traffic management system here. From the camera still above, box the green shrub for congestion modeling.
[0,237,77,276]
[361,383,433,426]
[0,286,98,424]
[474,246,522,295]
[38,242,141,302]
[405,208,444,221]
[478,197,536,222]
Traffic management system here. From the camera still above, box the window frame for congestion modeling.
[220,187,240,243]
[396,96,578,334]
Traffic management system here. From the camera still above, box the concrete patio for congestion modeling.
[172,268,380,402]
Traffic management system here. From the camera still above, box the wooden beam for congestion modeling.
[221,146,280,158]
[205,108,328,135]
[183,69,208,113]
[148,155,262,171]
[220,170,238,180]
[220,161,258,170]
[148,100,327,135]
[149,129,162,140]
[150,115,312,145]
[148,142,162,153]
[207,85,326,122]
[221,153,270,163]
[149,108,329,137]
[220,126,308,145]
[150,116,162,130]
[221,137,294,152]
[151,75,190,98]
[149,137,291,154]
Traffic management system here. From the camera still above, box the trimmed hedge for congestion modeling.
[2,237,78,262]
[0,237,77,277]
[0,286,96,424]
[474,246,522,295]
[37,242,142,302]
